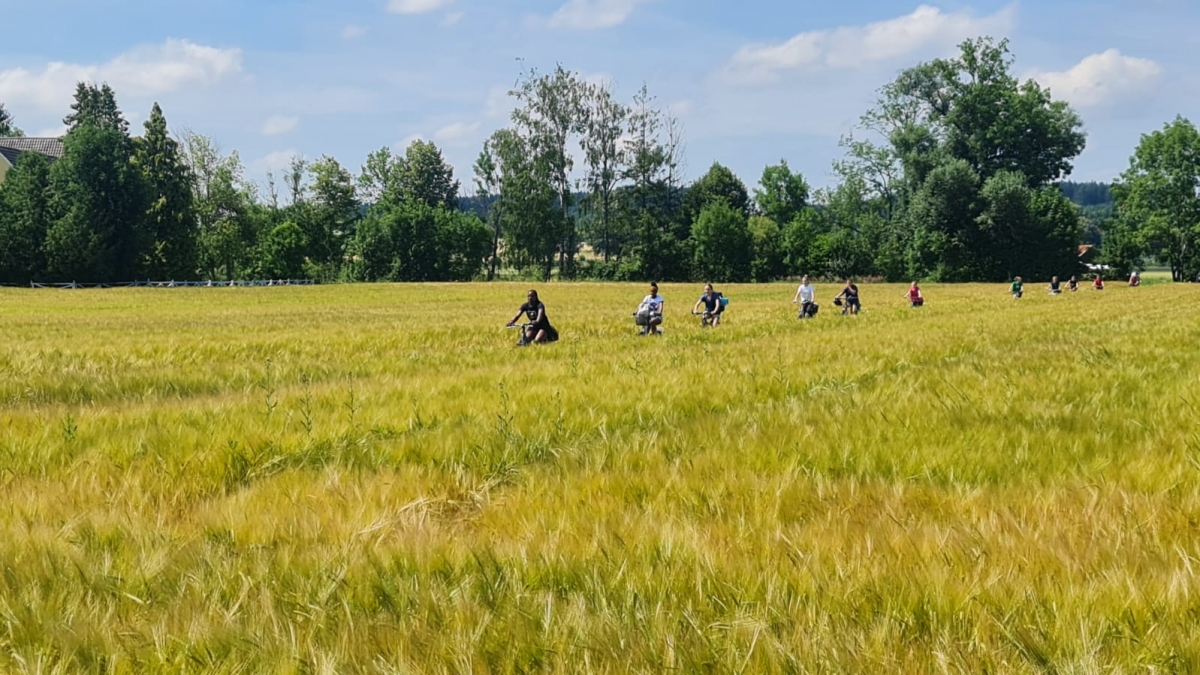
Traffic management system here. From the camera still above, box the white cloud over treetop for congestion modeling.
[387,0,454,15]
[725,4,1014,83]
[546,0,652,30]
[1031,50,1162,108]
[261,116,299,136]
[433,121,481,144]
[0,39,242,112]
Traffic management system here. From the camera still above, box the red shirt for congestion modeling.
[908,287,921,300]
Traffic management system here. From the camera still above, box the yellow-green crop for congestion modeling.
[0,281,1197,673]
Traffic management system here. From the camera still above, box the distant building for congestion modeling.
[0,137,65,185]
[1078,244,1097,264]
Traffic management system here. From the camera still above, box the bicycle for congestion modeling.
[507,322,536,346]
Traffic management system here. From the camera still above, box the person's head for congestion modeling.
[845,278,853,286]
[649,282,659,296]
[1052,276,1058,282]
[911,281,919,289]
[1070,275,1076,282]
[801,275,809,285]
[704,283,713,295]
[527,289,539,305]
[1015,276,1022,282]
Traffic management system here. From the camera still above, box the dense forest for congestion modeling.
[1,37,1198,285]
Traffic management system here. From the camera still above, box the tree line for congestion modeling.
[2,37,1199,285]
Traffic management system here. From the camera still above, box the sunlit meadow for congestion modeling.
[0,280,1197,673]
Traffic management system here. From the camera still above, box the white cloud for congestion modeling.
[340,25,367,39]
[1031,50,1162,108]
[254,150,302,173]
[442,11,465,26]
[0,39,242,112]
[387,0,453,15]
[394,134,424,152]
[34,125,68,138]
[725,4,1014,83]
[546,0,652,30]
[669,99,694,117]
[433,121,481,145]
[261,115,299,136]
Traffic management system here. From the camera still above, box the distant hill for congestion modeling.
[458,194,498,218]
[458,192,589,219]
[1057,181,1112,208]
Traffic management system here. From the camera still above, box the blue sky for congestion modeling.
[0,0,1193,194]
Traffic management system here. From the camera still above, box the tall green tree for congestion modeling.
[813,177,886,280]
[1114,116,1200,281]
[63,83,129,134]
[619,84,687,281]
[284,155,308,206]
[580,81,627,262]
[781,208,825,278]
[754,160,810,226]
[256,221,308,279]
[905,159,981,280]
[474,133,504,280]
[511,66,588,276]
[134,102,197,279]
[488,128,561,278]
[692,201,752,283]
[434,208,491,281]
[45,125,148,282]
[359,147,399,205]
[0,153,52,282]
[749,215,785,282]
[0,103,22,137]
[181,132,258,279]
[840,37,1088,281]
[306,155,360,268]
[685,163,749,223]
[394,140,459,209]
[975,171,1080,280]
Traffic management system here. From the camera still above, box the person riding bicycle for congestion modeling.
[1048,276,1062,295]
[1093,274,1105,291]
[833,278,861,315]
[1011,276,1024,299]
[693,283,724,327]
[792,275,818,319]
[507,289,558,346]
[905,281,924,307]
[634,282,665,335]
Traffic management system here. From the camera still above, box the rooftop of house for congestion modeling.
[0,137,65,167]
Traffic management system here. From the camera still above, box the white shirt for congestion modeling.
[639,294,664,314]
[797,284,814,304]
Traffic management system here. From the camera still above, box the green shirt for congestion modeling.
[1011,281,1023,294]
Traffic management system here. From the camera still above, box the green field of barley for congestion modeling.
[1,281,1198,674]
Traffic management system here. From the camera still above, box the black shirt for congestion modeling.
[843,284,859,301]
[519,301,550,327]
[699,292,721,312]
